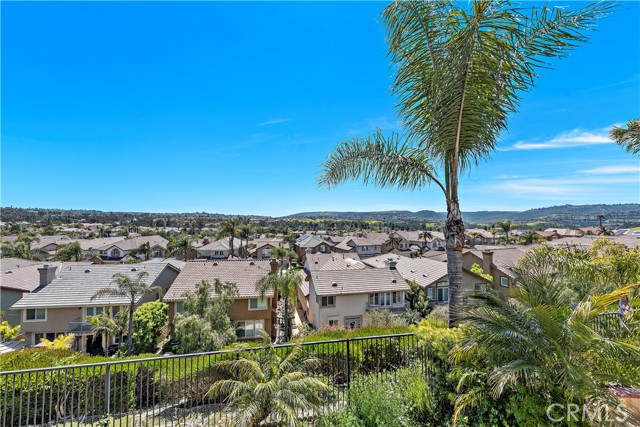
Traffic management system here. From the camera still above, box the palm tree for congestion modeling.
[90,271,159,356]
[218,218,239,258]
[256,271,301,343]
[168,235,192,260]
[319,1,612,326]
[207,337,329,427]
[453,251,640,425]
[610,118,640,156]
[54,241,84,261]
[271,246,289,270]
[87,309,128,355]
[386,233,402,251]
[418,230,433,253]
[495,220,514,246]
[238,224,255,259]
[597,214,606,234]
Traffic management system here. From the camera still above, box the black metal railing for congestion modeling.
[0,333,430,426]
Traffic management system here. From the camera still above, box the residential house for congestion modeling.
[295,235,335,260]
[164,260,279,339]
[333,237,382,258]
[11,261,180,352]
[307,265,409,329]
[363,254,492,305]
[465,229,497,246]
[298,253,366,324]
[196,238,239,259]
[1,260,93,325]
[95,236,169,260]
[537,228,583,241]
[249,239,288,259]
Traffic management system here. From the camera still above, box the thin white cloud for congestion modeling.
[258,118,291,126]
[504,126,615,151]
[579,165,640,175]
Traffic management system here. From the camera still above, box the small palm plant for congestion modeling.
[611,118,640,156]
[40,333,75,349]
[207,336,329,427]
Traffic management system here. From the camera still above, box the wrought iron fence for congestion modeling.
[1,333,431,426]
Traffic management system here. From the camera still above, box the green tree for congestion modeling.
[174,280,237,354]
[238,224,255,259]
[132,301,168,354]
[518,230,543,245]
[131,242,151,261]
[0,321,21,342]
[168,234,193,260]
[54,241,84,261]
[405,280,430,319]
[610,118,640,156]
[470,263,493,282]
[91,271,160,356]
[418,230,433,253]
[319,1,612,326]
[454,254,640,425]
[207,338,329,427]
[495,220,515,245]
[87,309,128,355]
[217,218,239,258]
[256,271,301,342]
[386,233,402,250]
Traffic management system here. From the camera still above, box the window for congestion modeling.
[176,302,185,314]
[248,298,268,310]
[152,250,164,258]
[427,288,436,300]
[320,245,326,253]
[362,245,369,251]
[369,292,404,307]
[475,283,487,292]
[25,308,46,321]
[500,276,509,288]
[327,316,339,326]
[99,250,107,256]
[437,286,449,304]
[321,296,335,307]
[213,250,224,257]
[262,248,272,258]
[236,320,265,338]
[85,307,104,317]
[33,333,44,345]
[110,248,121,258]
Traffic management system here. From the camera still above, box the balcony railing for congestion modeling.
[366,301,410,313]
[68,317,93,334]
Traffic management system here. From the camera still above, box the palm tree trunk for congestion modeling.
[284,294,289,342]
[444,199,465,327]
[127,304,135,356]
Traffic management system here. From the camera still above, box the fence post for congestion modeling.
[345,338,351,391]
[105,363,111,416]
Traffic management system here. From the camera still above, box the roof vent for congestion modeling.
[410,269,416,273]
[314,261,318,264]
[392,279,397,283]
[213,262,218,266]
[84,269,91,273]
[423,273,428,277]
[331,281,338,287]
[250,261,255,266]
[131,268,138,272]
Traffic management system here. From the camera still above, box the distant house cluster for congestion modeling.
[2,226,638,354]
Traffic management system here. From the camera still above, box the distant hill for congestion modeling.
[288,204,640,225]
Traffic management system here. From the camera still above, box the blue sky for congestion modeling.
[2,1,639,217]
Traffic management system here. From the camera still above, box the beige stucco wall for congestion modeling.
[20,307,83,345]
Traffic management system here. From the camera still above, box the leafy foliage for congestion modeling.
[610,118,640,156]
[364,309,408,328]
[54,241,84,261]
[207,338,329,427]
[132,301,168,354]
[39,333,75,349]
[0,320,21,342]
[174,280,237,354]
[470,263,493,282]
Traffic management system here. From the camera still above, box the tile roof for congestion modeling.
[197,238,232,251]
[298,235,334,249]
[94,235,169,251]
[1,261,93,292]
[77,237,125,251]
[164,260,275,301]
[11,262,174,309]
[310,268,408,297]
[362,254,448,288]
[0,257,40,271]
[304,252,365,272]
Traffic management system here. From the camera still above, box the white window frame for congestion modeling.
[262,248,272,258]
[436,282,449,304]
[427,288,436,300]
[321,296,335,308]
[24,308,47,322]
[236,319,265,338]
[152,249,163,258]
[85,306,104,317]
[327,315,340,326]
[248,298,268,311]
[110,248,121,258]
[475,283,487,292]
[500,276,509,288]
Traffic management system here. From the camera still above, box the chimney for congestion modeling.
[38,264,58,287]
[482,251,493,275]
[269,259,279,274]
[384,258,397,270]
